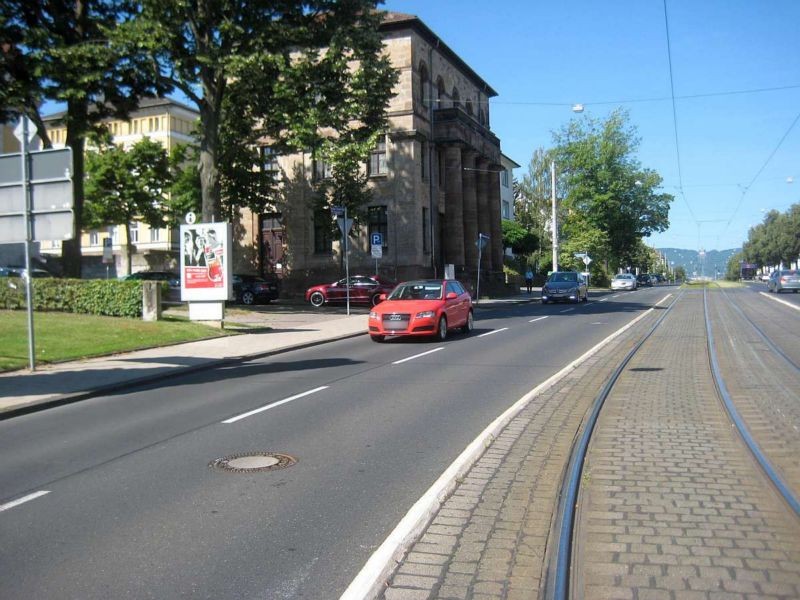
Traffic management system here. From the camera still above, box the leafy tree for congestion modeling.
[551,109,672,272]
[515,148,553,266]
[0,0,166,277]
[502,219,539,256]
[726,251,744,281]
[165,144,201,227]
[84,137,172,274]
[125,0,398,222]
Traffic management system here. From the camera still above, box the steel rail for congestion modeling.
[703,288,800,516]
[546,292,682,600]
[717,284,800,373]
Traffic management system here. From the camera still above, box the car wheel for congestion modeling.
[461,310,474,334]
[436,316,447,341]
[242,291,256,305]
[370,294,382,306]
[309,291,325,307]
[370,335,384,343]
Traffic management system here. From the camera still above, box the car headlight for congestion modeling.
[369,311,379,319]
[416,310,436,319]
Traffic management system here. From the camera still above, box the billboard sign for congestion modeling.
[180,222,233,301]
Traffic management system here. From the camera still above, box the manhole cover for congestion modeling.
[210,452,297,473]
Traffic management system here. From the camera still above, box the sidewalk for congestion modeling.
[1,292,537,418]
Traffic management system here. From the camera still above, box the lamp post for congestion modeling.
[476,233,490,304]
[551,161,558,272]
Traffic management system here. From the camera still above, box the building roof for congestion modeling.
[501,154,521,169]
[380,11,498,98]
[43,96,198,123]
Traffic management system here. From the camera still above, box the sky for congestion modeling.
[383,0,800,252]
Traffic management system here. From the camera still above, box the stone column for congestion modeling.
[475,158,493,272]
[443,145,465,268]
[461,150,479,271]
[487,164,503,274]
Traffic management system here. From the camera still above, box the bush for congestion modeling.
[0,277,164,317]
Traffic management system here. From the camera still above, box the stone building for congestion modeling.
[239,12,507,294]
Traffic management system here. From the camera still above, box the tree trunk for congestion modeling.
[61,99,87,279]
[124,222,134,275]
[198,100,221,222]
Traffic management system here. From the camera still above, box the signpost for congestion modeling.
[0,117,74,370]
[370,232,382,274]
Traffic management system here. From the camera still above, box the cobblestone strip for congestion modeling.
[381,308,664,600]
[706,286,800,500]
[579,290,800,600]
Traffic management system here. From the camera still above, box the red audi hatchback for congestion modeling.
[368,279,473,342]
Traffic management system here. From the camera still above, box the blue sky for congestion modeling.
[383,0,800,252]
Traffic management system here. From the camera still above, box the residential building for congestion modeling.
[236,11,507,294]
[40,97,199,277]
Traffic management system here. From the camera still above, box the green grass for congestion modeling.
[0,310,234,372]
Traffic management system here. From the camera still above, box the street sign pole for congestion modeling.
[344,206,350,316]
[21,117,36,370]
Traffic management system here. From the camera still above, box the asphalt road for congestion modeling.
[0,286,676,599]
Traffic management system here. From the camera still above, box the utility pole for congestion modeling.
[551,161,558,272]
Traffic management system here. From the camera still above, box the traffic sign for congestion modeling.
[583,255,592,266]
[331,206,345,217]
[371,245,382,259]
[370,232,383,247]
[337,217,353,236]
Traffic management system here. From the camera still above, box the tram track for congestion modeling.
[546,287,800,599]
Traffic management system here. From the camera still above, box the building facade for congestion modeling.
[238,12,507,294]
[40,98,199,277]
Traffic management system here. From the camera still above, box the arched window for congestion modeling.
[452,87,460,109]
[465,99,473,116]
[436,77,445,109]
[418,62,429,109]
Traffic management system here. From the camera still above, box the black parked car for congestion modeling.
[232,274,280,305]
[636,273,654,287]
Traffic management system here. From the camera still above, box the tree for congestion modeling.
[84,137,172,274]
[125,0,398,222]
[515,148,554,267]
[551,109,672,272]
[0,0,166,277]
[502,219,539,256]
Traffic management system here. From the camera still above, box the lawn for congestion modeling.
[0,310,234,371]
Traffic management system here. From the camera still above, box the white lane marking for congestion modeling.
[222,386,329,424]
[611,294,621,298]
[477,327,509,338]
[759,291,800,312]
[560,308,575,313]
[529,316,549,323]
[0,490,50,513]
[654,294,673,307]
[341,304,659,600]
[392,347,444,365]
[599,298,609,302]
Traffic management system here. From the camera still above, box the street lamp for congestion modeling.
[476,233,490,304]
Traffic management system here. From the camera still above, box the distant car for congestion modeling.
[124,270,180,288]
[611,273,637,291]
[541,271,588,304]
[232,274,279,305]
[368,279,473,342]
[636,273,654,287]
[306,275,396,308]
[0,266,53,278]
[760,273,772,282]
[767,269,800,293]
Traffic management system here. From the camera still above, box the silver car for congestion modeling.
[611,273,637,291]
[768,269,800,293]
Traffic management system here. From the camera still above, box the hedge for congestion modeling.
[0,278,166,317]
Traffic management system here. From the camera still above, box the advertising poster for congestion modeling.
[180,222,233,302]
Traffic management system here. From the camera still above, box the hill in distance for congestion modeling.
[658,248,740,276]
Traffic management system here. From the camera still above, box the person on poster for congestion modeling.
[184,231,195,266]
[194,233,207,267]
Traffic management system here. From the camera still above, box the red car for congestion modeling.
[368,279,473,342]
[305,275,396,308]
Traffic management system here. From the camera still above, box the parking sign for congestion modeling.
[371,233,383,247]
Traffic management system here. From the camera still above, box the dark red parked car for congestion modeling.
[305,275,396,308]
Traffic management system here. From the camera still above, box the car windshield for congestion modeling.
[388,282,443,300]
[614,274,631,280]
[549,272,578,283]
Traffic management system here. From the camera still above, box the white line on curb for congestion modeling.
[529,316,548,323]
[477,328,509,338]
[759,291,800,312]
[0,490,50,513]
[339,304,660,600]
[222,386,329,424]
[392,348,444,365]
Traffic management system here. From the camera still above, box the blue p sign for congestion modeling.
[371,233,383,246]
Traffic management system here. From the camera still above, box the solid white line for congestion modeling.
[559,308,575,313]
[0,490,50,513]
[529,316,548,323]
[759,291,800,312]
[340,304,659,600]
[599,298,609,302]
[477,327,509,338]
[222,386,329,424]
[392,347,444,365]
[654,293,673,307]
[611,294,621,298]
